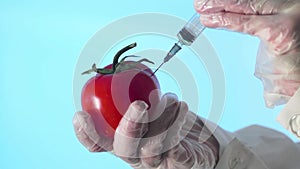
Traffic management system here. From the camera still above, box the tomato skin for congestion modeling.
[81,62,160,138]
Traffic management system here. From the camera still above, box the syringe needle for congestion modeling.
[151,62,164,76]
[152,42,182,76]
[152,13,204,76]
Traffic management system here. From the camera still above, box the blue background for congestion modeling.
[0,0,298,169]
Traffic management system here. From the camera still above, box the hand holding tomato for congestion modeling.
[73,93,220,169]
[73,43,220,168]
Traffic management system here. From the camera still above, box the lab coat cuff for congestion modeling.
[277,87,300,139]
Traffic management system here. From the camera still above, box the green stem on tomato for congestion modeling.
[81,43,137,75]
[111,43,137,72]
[81,42,154,75]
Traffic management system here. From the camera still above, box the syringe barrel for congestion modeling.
[177,13,205,46]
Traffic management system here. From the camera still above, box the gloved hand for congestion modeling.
[194,0,300,108]
[73,93,220,169]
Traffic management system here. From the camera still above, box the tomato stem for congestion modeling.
[81,42,154,75]
[112,43,137,71]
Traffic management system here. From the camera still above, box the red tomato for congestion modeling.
[81,44,160,139]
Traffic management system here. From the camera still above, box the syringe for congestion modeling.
[152,13,206,75]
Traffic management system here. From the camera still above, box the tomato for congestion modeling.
[81,43,160,138]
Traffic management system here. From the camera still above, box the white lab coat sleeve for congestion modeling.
[214,125,300,169]
[277,88,300,139]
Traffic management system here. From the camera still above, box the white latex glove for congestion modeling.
[73,93,220,169]
[194,0,300,108]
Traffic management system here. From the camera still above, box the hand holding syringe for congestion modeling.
[152,13,205,74]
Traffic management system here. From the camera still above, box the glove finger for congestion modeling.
[200,12,263,34]
[200,12,297,55]
[73,111,111,152]
[113,101,149,164]
[139,95,188,168]
[194,0,287,15]
[161,101,189,151]
[144,93,179,137]
[200,12,257,29]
